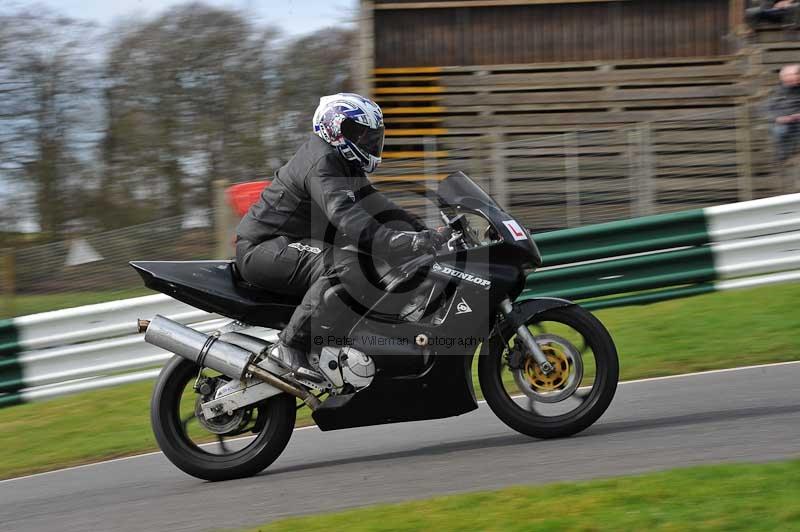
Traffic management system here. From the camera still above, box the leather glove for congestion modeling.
[432,226,453,247]
[388,227,452,255]
[411,227,451,253]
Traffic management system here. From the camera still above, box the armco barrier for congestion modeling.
[1,193,799,408]
[0,299,277,408]
[526,193,800,308]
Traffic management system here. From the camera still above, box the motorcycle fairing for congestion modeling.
[311,348,477,430]
[310,261,523,431]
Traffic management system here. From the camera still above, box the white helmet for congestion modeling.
[313,93,385,173]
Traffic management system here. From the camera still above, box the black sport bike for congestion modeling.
[132,171,619,481]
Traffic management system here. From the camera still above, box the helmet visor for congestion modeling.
[342,119,384,158]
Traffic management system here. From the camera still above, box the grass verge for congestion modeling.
[0,283,798,480]
[240,459,800,532]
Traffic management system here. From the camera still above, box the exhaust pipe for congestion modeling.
[145,315,255,379]
[143,315,320,409]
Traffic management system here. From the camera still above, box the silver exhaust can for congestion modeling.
[144,315,255,379]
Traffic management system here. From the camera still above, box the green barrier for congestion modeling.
[526,247,716,300]
[533,209,709,267]
[521,206,718,305]
[0,319,24,397]
[568,283,716,311]
[0,391,23,408]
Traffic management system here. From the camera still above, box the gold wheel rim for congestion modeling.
[523,344,571,392]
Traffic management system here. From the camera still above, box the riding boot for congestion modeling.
[267,341,323,382]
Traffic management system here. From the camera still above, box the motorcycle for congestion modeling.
[132,171,619,481]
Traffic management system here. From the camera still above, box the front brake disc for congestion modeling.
[512,333,584,404]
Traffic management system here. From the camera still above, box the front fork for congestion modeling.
[499,298,555,375]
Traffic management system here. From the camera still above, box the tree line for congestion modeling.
[0,3,354,244]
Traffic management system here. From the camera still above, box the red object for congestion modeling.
[226,180,271,216]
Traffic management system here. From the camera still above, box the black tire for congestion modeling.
[151,355,296,481]
[478,305,618,439]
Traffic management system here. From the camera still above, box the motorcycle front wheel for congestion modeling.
[479,305,619,439]
[151,355,296,481]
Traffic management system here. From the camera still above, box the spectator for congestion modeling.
[746,1,800,28]
[768,64,800,191]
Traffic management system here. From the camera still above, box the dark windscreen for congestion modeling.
[437,171,498,209]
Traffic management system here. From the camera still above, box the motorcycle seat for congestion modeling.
[131,260,301,328]
[229,261,301,301]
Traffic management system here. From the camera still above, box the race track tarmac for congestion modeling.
[1,362,798,531]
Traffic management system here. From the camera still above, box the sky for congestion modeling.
[27,0,358,36]
[0,0,359,231]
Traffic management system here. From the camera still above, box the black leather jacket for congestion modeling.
[236,134,426,255]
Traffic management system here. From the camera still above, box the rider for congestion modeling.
[235,93,447,381]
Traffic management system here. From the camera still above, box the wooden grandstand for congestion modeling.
[359,0,796,230]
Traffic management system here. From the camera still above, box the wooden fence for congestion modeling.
[371,54,781,231]
[372,0,732,67]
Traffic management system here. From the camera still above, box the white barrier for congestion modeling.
[13,294,218,350]
[2,193,799,408]
[1,302,278,407]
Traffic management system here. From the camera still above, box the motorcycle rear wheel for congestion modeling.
[151,355,296,481]
[479,305,618,439]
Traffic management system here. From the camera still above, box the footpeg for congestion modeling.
[267,353,325,382]
[267,342,325,382]
[294,366,325,382]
